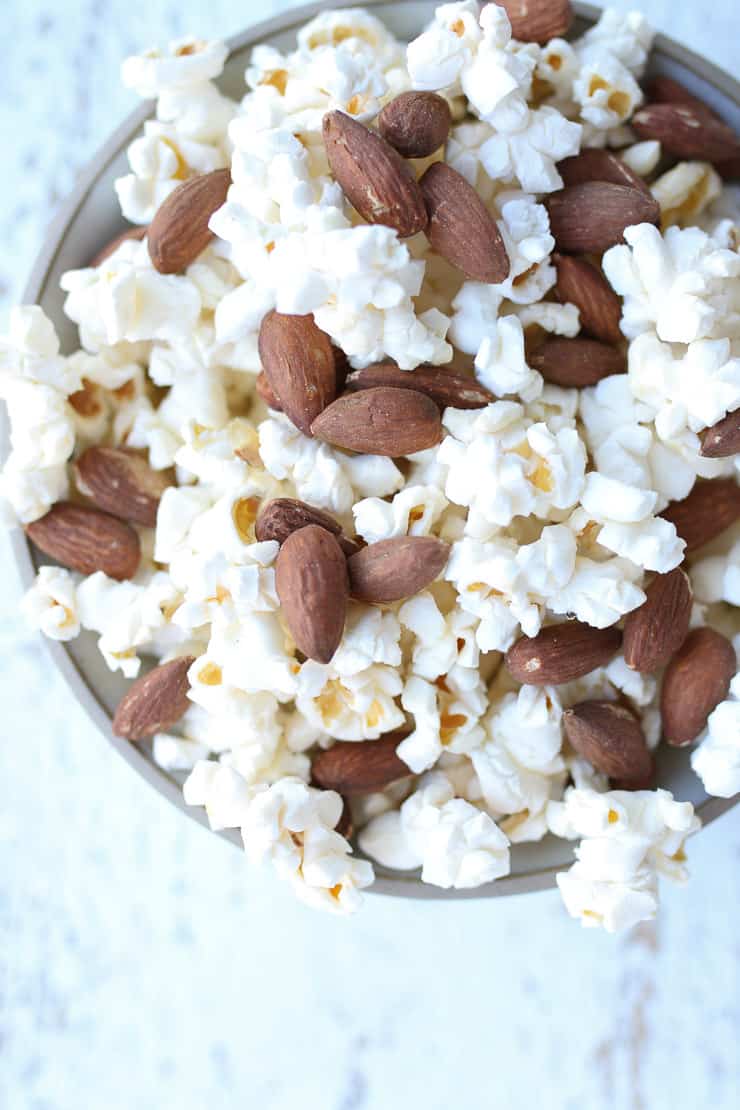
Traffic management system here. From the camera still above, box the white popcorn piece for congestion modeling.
[576,9,655,77]
[397,662,487,774]
[573,53,643,132]
[0,306,80,394]
[474,314,544,402]
[152,732,211,773]
[353,484,448,544]
[691,671,740,798]
[399,591,479,680]
[295,662,405,741]
[515,300,581,337]
[691,540,740,607]
[0,460,69,526]
[478,105,581,194]
[652,162,722,229]
[22,567,81,642]
[121,37,229,99]
[620,140,661,177]
[406,1,484,92]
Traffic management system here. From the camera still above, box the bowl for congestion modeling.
[5,0,740,899]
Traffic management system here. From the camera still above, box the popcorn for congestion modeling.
[407,1,484,92]
[22,567,81,642]
[576,9,654,76]
[1,379,75,470]
[477,105,581,194]
[652,162,722,230]
[473,314,543,402]
[573,53,643,132]
[0,461,69,526]
[620,140,661,177]
[489,192,556,306]
[399,591,479,680]
[691,540,740,607]
[577,472,685,573]
[691,669,740,798]
[353,484,448,544]
[121,37,229,99]
[397,661,487,773]
[295,662,405,741]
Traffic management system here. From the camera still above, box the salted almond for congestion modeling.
[632,103,740,164]
[557,149,651,194]
[89,226,147,267]
[112,656,195,741]
[26,502,140,581]
[345,362,494,409]
[563,700,652,785]
[74,447,171,528]
[255,498,358,556]
[275,525,349,664]
[529,336,625,387]
[545,182,659,254]
[506,621,622,686]
[661,627,736,746]
[644,75,718,118]
[311,387,442,457]
[623,568,693,673]
[700,409,740,458]
[499,0,573,43]
[553,255,623,344]
[660,478,740,554]
[347,536,449,603]
[378,92,452,158]
[258,311,336,436]
[311,734,411,795]
[255,371,283,411]
[148,169,231,274]
[419,162,510,283]
[322,110,427,238]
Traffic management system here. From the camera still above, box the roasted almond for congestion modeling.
[553,255,623,344]
[545,182,660,254]
[322,110,427,238]
[378,91,452,158]
[499,0,573,43]
[148,168,231,274]
[89,225,147,267]
[335,799,354,840]
[112,656,196,741]
[26,502,141,581]
[311,734,411,795]
[529,336,625,387]
[74,447,171,528]
[258,311,337,436]
[255,497,358,556]
[660,478,740,555]
[644,75,718,118]
[275,525,349,664]
[623,568,693,673]
[563,700,653,785]
[506,621,622,686]
[311,386,442,457]
[347,536,449,603]
[661,627,736,746]
[419,162,510,283]
[700,409,740,458]
[255,371,283,411]
[632,103,740,164]
[557,149,651,194]
[345,362,494,409]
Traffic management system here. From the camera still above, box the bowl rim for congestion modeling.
[6,0,740,901]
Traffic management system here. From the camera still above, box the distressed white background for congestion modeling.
[2,3,740,1108]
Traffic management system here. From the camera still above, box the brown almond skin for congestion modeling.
[545,182,660,254]
[275,525,349,664]
[661,627,736,746]
[255,371,283,411]
[256,497,358,556]
[644,76,718,118]
[378,92,452,158]
[498,0,573,43]
[660,479,740,555]
[74,447,171,528]
[345,362,494,410]
[311,734,411,795]
[258,311,337,436]
[419,162,510,283]
[553,255,623,344]
[700,409,740,458]
[563,700,653,785]
[112,656,195,741]
[322,111,427,238]
[89,226,147,267]
[506,622,622,686]
[347,536,449,604]
[311,387,442,457]
[335,799,354,840]
[623,568,693,673]
[26,502,141,581]
[529,336,625,387]
[148,169,231,274]
[632,103,740,164]
[557,149,651,195]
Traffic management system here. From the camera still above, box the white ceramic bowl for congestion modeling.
[6,0,740,899]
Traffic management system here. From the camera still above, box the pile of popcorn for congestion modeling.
[3,3,739,932]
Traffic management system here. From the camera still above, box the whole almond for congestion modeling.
[275,525,349,664]
[563,700,653,784]
[419,162,510,283]
[545,182,660,254]
[557,149,651,195]
[258,311,337,436]
[700,409,740,458]
[311,734,411,795]
[623,568,693,673]
[644,75,718,118]
[345,362,494,409]
[89,226,147,267]
[311,387,442,457]
[255,371,283,411]
[499,0,573,43]
[378,92,452,158]
[660,478,740,554]
[632,103,740,164]
[112,656,196,741]
[553,255,623,344]
[26,502,141,581]
[74,447,171,528]
[347,536,449,603]
[322,110,427,238]
[148,169,231,274]
[529,336,625,387]
[506,621,622,686]
[256,497,358,556]
[661,627,736,746]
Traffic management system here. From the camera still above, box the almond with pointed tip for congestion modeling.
[644,75,718,118]
[256,498,358,556]
[26,502,141,581]
[148,169,231,274]
[258,311,337,436]
[345,362,494,410]
[659,478,740,554]
[700,410,740,458]
[311,734,411,795]
[563,700,653,785]
[311,386,442,457]
[553,255,623,344]
[499,0,573,43]
[113,656,196,741]
[275,525,349,664]
[623,568,693,673]
[419,162,510,283]
[557,149,651,194]
[74,446,171,528]
[378,91,452,158]
[632,103,740,164]
[347,536,449,603]
[506,622,622,686]
[529,336,625,387]
[545,182,660,254]
[661,627,736,746]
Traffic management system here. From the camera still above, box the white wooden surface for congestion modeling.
[2,3,740,1108]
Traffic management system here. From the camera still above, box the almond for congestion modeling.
[74,447,171,528]
[26,502,141,581]
[258,311,337,436]
[322,110,427,238]
[336,799,354,840]
[275,525,349,664]
[419,162,510,283]
[506,621,622,686]
[700,409,740,458]
[545,182,660,254]
[644,75,718,118]
[311,734,411,795]
[498,0,573,43]
[557,149,651,194]
[553,255,623,344]
[347,536,449,604]
[563,700,653,785]
[345,362,494,409]
[659,478,740,555]
[112,656,195,741]
[632,103,740,164]
[255,371,283,411]
[255,497,358,556]
[661,627,736,746]
[89,225,147,267]
[311,386,442,457]
[378,92,452,158]
[148,169,231,274]
[623,568,693,673]
[528,336,625,387]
